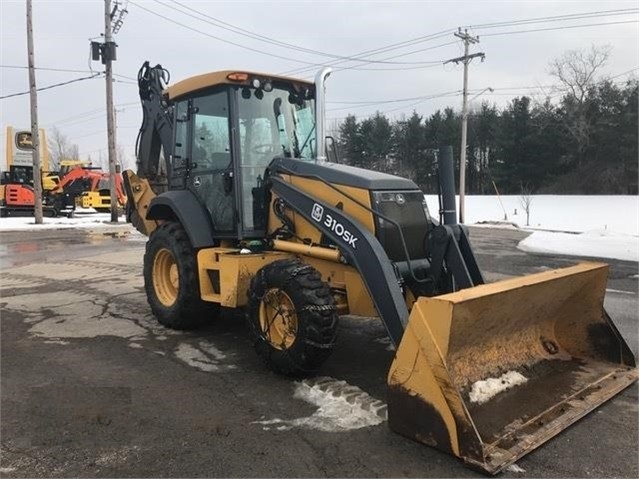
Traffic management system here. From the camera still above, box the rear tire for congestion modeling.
[143,222,218,329]
[247,259,338,376]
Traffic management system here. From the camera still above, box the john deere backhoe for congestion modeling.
[124,62,637,474]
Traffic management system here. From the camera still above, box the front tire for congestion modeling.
[247,259,338,376]
[143,222,218,329]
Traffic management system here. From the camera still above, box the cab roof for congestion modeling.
[163,70,314,101]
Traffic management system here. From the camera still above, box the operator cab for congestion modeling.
[166,71,316,240]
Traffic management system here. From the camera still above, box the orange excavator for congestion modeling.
[45,166,126,215]
[0,165,125,217]
[0,165,62,217]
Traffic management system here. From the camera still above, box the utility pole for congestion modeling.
[104,0,118,222]
[445,29,484,223]
[26,0,43,224]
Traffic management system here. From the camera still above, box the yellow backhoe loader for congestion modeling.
[123,62,637,474]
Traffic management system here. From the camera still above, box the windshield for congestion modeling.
[237,85,315,161]
[236,84,315,231]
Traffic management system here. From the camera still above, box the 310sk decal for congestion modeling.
[311,203,359,248]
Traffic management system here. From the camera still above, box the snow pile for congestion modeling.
[253,377,387,432]
[518,229,639,262]
[469,371,528,404]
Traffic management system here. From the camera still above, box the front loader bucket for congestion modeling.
[387,262,637,475]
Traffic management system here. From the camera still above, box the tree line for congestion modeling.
[336,48,638,195]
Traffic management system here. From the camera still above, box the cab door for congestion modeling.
[176,89,237,236]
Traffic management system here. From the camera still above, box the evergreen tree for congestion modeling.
[338,115,363,167]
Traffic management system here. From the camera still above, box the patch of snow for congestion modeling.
[469,371,528,405]
[197,340,228,360]
[0,467,17,473]
[0,212,131,231]
[173,341,235,372]
[506,463,526,474]
[253,377,387,432]
[518,229,638,262]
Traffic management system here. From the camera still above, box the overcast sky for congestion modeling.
[1,0,637,170]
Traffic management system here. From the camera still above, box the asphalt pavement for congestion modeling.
[0,225,637,478]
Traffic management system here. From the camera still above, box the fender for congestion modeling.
[147,190,216,248]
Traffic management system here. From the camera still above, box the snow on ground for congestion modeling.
[468,371,528,405]
[253,377,387,432]
[424,195,639,235]
[519,229,639,262]
[425,195,639,262]
[505,464,526,474]
[0,209,129,231]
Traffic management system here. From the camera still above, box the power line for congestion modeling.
[480,19,638,37]
[283,8,639,77]
[157,0,442,66]
[128,0,332,68]
[0,65,97,74]
[467,8,638,30]
[130,0,454,72]
[282,30,456,76]
[0,73,103,100]
[330,41,458,73]
[328,90,463,114]
[43,100,139,127]
[328,90,461,111]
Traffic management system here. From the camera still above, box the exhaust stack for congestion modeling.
[314,67,332,161]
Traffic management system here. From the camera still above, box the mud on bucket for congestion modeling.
[387,262,637,474]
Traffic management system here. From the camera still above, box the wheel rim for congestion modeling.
[153,248,179,307]
[258,288,298,350]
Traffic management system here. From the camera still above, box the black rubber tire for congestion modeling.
[247,259,338,376]
[143,221,218,329]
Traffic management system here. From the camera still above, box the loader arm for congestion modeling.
[268,151,485,347]
[270,175,409,346]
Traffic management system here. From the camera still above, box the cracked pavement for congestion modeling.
[0,226,637,478]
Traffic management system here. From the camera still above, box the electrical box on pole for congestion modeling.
[90,0,127,222]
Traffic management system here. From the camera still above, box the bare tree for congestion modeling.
[116,143,127,171]
[548,44,611,168]
[519,182,534,227]
[48,126,80,170]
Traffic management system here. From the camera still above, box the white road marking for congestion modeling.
[606,288,636,295]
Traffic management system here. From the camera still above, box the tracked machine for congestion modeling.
[124,62,637,474]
